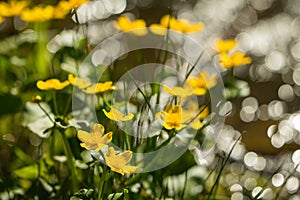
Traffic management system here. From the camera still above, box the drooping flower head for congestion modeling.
[77,123,112,152]
[104,147,138,175]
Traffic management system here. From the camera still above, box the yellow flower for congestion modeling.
[104,147,138,175]
[77,124,112,152]
[0,16,4,24]
[68,74,115,94]
[182,102,209,130]
[157,103,208,130]
[158,105,184,130]
[21,5,55,22]
[163,85,192,98]
[186,71,217,95]
[215,39,237,52]
[150,15,204,35]
[55,0,88,17]
[36,79,70,90]
[67,0,89,9]
[115,16,147,36]
[68,74,92,89]
[219,51,252,69]
[103,108,134,122]
[0,0,28,17]
[82,82,115,94]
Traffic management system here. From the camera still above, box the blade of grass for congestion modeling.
[206,135,242,199]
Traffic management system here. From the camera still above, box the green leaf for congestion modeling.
[14,164,38,179]
[107,192,123,200]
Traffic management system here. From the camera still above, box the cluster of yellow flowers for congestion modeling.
[36,74,115,94]
[77,124,137,175]
[0,0,88,23]
[36,74,137,175]
[156,71,216,130]
[115,15,204,36]
[216,39,252,69]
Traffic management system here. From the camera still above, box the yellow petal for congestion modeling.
[99,132,113,145]
[149,24,168,35]
[77,130,93,143]
[103,108,134,122]
[68,74,91,89]
[215,39,237,52]
[83,82,114,94]
[92,123,105,135]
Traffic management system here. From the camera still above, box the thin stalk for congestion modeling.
[37,102,55,124]
[180,170,188,200]
[53,91,59,115]
[63,94,72,118]
[206,135,242,199]
[60,130,78,192]
[184,50,205,81]
[97,165,106,200]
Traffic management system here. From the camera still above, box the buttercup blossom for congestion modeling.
[182,102,209,130]
[103,108,134,122]
[0,0,28,17]
[150,15,204,35]
[158,105,184,130]
[68,74,92,89]
[57,0,88,10]
[36,79,70,90]
[104,147,138,175]
[186,71,217,95]
[115,16,147,36]
[77,124,112,152]
[21,5,55,22]
[215,38,237,53]
[219,51,252,69]
[163,85,192,98]
[83,82,115,94]
[68,74,115,94]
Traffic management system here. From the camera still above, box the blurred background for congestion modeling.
[1,0,300,199]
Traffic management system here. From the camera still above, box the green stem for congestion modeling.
[63,94,72,118]
[60,130,78,192]
[97,165,107,200]
[53,91,59,115]
[34,22,50,77]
